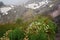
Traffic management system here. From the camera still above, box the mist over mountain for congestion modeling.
[0,0,60,23]
[0,0,29,5]
[25,0,60,13]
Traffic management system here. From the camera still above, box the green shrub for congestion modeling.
[8,28,25,40]
[0,15,56,40]
[0,23,17,37]
[0,18,24,38]
[27,16,56,40]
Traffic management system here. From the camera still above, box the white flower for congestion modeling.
[29,24,32,27]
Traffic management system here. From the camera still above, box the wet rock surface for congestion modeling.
[56,24,60,40]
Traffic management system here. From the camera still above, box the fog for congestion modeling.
[0,0,28,5]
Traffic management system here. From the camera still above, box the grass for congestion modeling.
[0,23,18,37]
[8,28,25,40]
[0,15,56,40]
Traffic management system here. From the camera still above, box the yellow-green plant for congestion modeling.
[0,23,17,37]
[8,28,25,40]
[27,16,56,40]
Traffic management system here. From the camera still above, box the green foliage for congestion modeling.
[0,18,23,38]
[0,15,56,40]
[0,23,17,37]
[27,16,56,40]
[8,28,25,40]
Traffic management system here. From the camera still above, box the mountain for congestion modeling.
[0,2,5,7]
[25,0,60,14]
[24,0,53,15]
[0,5,15,23]
[0,4,27,23]
[0,0,60,23]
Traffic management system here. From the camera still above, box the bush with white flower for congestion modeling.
[27,16,56,40]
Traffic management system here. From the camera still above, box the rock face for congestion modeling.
[0,2,4,7]
[56,24,60,40]
[25,0,60,14]
[25,0,50,9]
[55,16,60,40]
[0,5,15,23]
[0,5,27,23]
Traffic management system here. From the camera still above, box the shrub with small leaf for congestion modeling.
[27,16,56,40]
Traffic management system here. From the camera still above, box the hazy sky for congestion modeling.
[0,0,28,5]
